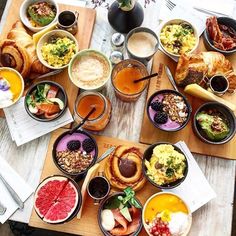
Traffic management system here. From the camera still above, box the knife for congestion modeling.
[165,65,179,92]
[0,173,24,210]
[32,69,63,80]
[96,146,116,163]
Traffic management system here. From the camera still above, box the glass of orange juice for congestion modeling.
[111,59,149,102]
[74,91,112,131]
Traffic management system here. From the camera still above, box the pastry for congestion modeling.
[104,145,146,191]
[0,21,49,78]
[175,51,236,93]
[0,40,31,78]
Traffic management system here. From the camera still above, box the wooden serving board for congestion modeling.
[0,0,96,117]
[140,38,236,160]
[29,128,158,236]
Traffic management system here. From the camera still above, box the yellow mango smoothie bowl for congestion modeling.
[0,67,24,108]
[142,192,192,236]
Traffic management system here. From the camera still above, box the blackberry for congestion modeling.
[82,138,95,153]
[151,101,164,111]
[154,112,168,124]
[67,140,81,151]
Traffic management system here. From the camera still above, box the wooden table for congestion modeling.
[0,0,235,235]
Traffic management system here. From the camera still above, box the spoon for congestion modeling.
[69,107,96,135]
[165,65,179,92]
[96,146,116,163]
[0,201,6,215]
[133,73,158,83]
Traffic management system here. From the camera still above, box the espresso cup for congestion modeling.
[208,74,229,96]
[57,10,79,35]
[87,173,110,205]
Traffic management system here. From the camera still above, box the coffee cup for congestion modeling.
[125,27,159,66]
[208,74,229,96]
[87,172,110,205]
[57,10,79,35]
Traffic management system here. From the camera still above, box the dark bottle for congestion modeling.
[108,0,144,34]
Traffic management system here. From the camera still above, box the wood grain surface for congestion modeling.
[140,38,236,160]
[29,128,158,236]
[0,0,96,117]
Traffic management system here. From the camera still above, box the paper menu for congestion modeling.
[0,156,34,224]
[162,141,216,213]
[3,97,74,146]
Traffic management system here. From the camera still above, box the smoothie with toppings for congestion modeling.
[0,68,24,108]
[143,193,192,236]
[147,91,190,131]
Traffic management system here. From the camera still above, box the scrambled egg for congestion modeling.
[145,144,186,186]
[41,37,76,68]
[160,23,196,55]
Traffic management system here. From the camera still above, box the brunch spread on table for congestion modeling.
[0,0,235,235]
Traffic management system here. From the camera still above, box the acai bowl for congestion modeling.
[52,129,98,180]
[147,89,191,132]
[143,192,192,236]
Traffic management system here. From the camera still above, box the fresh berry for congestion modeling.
[67,140,81,151]
[82,138,95,153]
[151,101,164,111]
[154,112,168,124]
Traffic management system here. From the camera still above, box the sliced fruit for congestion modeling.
[120,206,132,222]
[184,84,236,111]
[34,176,79,224]
[48,98,64,110]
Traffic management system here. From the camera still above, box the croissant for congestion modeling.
[175,51,236,93]
[0,21,49,78]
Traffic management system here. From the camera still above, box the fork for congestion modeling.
[165,0,229,17]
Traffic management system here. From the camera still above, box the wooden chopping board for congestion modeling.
[0,1,96,117]
[29,128,158,236]
[139,38,236,160]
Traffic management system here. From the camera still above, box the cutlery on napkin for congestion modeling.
[0,156,33,224]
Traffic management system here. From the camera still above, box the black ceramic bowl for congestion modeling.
[24,80,68,122]
[203,17,236,55]
[98,192,143,236]
[193,102,236,145]
[52,129,98,181]
[142,142,188,189]
[34,175,82,224]
[147,89,192,132]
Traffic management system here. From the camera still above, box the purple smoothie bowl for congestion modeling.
[147,89,192,132]
[52,130,98,181]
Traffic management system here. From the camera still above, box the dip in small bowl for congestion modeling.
[68,49,112,91]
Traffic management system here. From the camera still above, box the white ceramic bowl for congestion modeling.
[158,19,199,59]
[37,29,79,70]
[0,67,24,109]
[142,192,192,236]
[68,49,112,91]
[20,0,59,32]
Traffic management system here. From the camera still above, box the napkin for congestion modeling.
[3,97,74,146]
[162,141,216,213]
[0,156,34,224]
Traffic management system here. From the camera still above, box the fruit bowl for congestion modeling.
[52,129,98,180]
[147,89,191,132]
[34,175,82,224]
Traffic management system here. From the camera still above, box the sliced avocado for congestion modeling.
[48,98,64,110]
[120,207,132,222]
